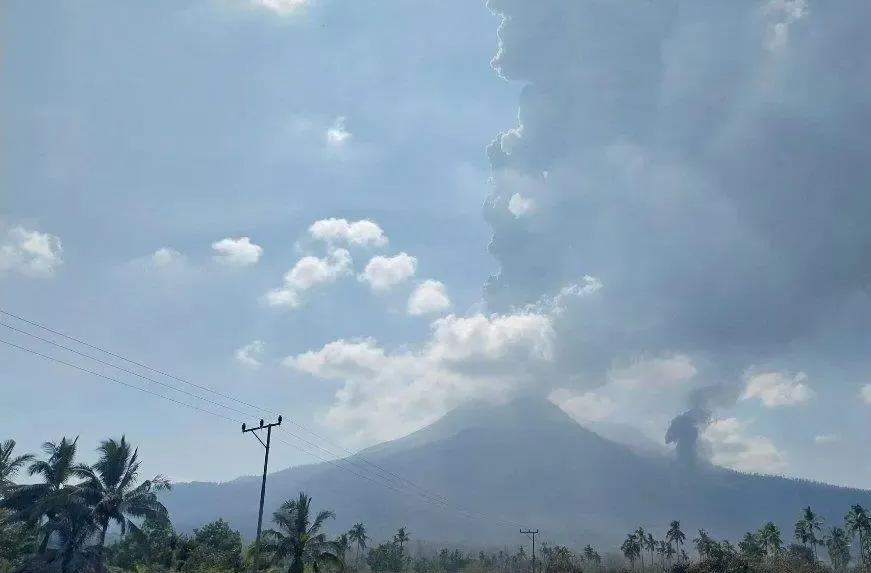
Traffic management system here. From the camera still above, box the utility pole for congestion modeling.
[520,529,539,573]
[243,416,282,571]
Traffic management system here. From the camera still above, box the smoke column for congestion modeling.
[482,0,871,466]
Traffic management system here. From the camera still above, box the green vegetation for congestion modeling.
[3,436,871,573]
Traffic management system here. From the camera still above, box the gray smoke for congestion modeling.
[482,0,871,463]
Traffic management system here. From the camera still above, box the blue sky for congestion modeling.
[3,0,871,491]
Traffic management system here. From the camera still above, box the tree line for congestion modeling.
[3,436,871,573]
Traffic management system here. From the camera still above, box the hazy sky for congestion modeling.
[3,0,871,491]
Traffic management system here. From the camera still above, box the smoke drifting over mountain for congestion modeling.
[482,0,871,463]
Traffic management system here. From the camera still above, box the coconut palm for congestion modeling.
[620,534,640,570]
[757,521,783,558]
[824,526,851,573]
[348,522,368,568]
[632,527,646,571]
[47,491,98,573]
[260,491,340,573]
[335,532,350,571]
[74,436,171,564]
[845,504,870,567]
[794,506,823,560]
[0,439,33,497]
[666,520,686,562]
[394,527,410,553]
[3,437,81,554]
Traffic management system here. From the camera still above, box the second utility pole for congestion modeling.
[243,416,282,571]
[520,529,539,573]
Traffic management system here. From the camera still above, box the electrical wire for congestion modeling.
[0,311,524,529]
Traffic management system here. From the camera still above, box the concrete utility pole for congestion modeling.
[520,529,540,573]
[243,416,282,571]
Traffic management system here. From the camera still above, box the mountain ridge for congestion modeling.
[161,398,871,549]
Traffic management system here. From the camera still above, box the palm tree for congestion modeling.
[794,506,823,560]
[47,491,98,573]
[260,491,340,573]
[666,520,686,562]
[845,504,870,568]
[693,529,712,560]
[3,436,81,554]
[0,439,33,497]
[757,522,783,558]
[620,534,640,570]
[74,436,171,564]
[643,532,656,566]
[632,527,646,571]
[348,522,368,568]
[824,526,851,573]
[335,532,350,571]
[394,526,410,554]
[581,545,600,571]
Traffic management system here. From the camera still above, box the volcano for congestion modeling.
[161,398,871,549]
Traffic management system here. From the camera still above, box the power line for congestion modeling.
[0,315,524,529]
[0,309,473,509]
[0,335,489,524]
[0,338,242,425]
[0,318,462,512]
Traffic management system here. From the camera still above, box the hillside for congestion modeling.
[160,399,871,549]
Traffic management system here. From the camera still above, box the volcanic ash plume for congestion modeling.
[665,409,710,469]
[482,0,871,445]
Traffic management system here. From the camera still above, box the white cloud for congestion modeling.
[814,433,840,444]
[236,340,265,368]
[861,384,871,404]
[550,389,615,423]
[703,417,787,473]
[508,193,535,217]
[309,218,388,248]
[212,237,263,267]
[0,226,63,277]
[407,280,451,316]
[740,370,813,407]
[150,248,187,270]
[264,248,352,308]
[325,117,352,146]
[358,253,417,291]
[285,310,557,446]
[253,0,308,15]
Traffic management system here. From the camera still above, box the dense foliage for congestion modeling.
[3,436,871,573]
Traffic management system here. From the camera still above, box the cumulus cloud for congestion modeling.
[482,0,871,463]
[325,117,352,146]
[702,418,787,474]
[212,237,263,267]
[407,280,451,316]
[0,225,63,277]
[264,248,352,308]
[740,371,813,407]
[150,248,187,270]
[309,218,388,248]
[814,433,840,444]
[236,340,265,368]
[507,193,534,218]
[285,285,600,445]
[358,253,417,291]
[861,384,871,404]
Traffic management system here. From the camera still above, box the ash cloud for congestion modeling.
[482,0,871,464]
